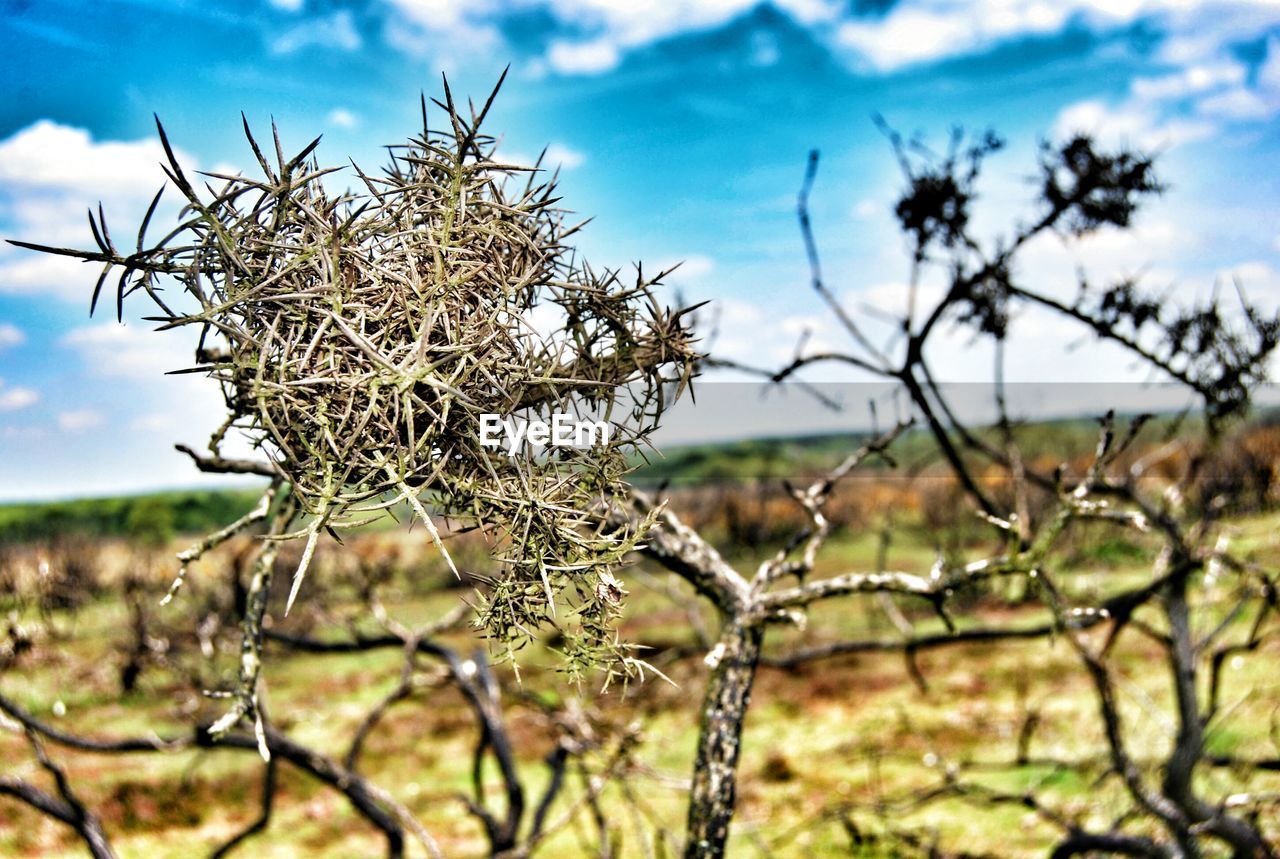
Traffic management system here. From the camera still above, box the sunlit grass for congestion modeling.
[2,510,1278,856]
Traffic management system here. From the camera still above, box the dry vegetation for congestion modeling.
[1,470,1278,856]
[5,79,1280,858]
[9,422,1280,859]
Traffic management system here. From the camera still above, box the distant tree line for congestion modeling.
[0,489,265,545]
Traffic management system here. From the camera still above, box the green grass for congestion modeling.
[2,507,1278,857]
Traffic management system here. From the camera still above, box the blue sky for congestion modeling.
[1,0,1279,500]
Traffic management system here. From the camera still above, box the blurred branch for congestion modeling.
[175,444,280,479]
[0,690,438,859]
[0,729,116,859]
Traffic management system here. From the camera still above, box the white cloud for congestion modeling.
[1131,61,1245,102]
[271,10,360,54]
[861,278,947,321]
[1262,34,1280,90]
[498,141,586,171]
[0,379,39,412]
[666,254,715,281]
[1050,32,1280,153]
[1053,98,1214,150]
[381,0,503,61]
[57,409,104,431]
[60,323,196,380]
[0,323,24,351]
[0,120,193,302]
[1217,261,1280,307]
[269,0,305,11]
[388,0,490,33]
[58,321,232,443]
[130,412,179,433]
[1196,88,1272,120]
[0,119,180,196]
[543,142,585,169]
[377,0,1280,106]
[1157,7,1280,66]
[1015,219,1191,303]
[537,1,795,74]
[834,1,1280,73]
[1191,35,1280,120]
[836,6,990,71]
[696,262,1242,392]
[700,296,854,374]
[387,0,840,75]
[836,1,1116,71]
[547,38,621,74]
[326,107,360,129]
[539,0,839,55]
[0,254,101,302]
[694,215,1225,387]
[851,199,882,220]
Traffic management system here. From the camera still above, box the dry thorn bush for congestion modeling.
[12,75,699,732]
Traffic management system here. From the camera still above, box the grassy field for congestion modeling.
[1,487,1277,858]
